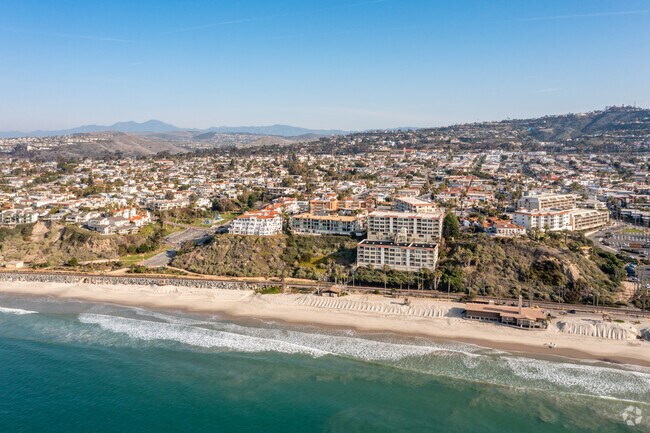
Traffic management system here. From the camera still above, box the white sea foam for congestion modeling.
[76,311,650,402]
[501,356,650,397]
[79,313,329,356]
[0,306,37,315]
[132,308,212,326]
[78,313,470,361]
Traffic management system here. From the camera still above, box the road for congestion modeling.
[140,250,176,267]
[165,227,213,249]
[139,226,214,267]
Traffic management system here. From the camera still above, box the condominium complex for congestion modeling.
[366,211,443,243]
[290,213,365,236]
[308,194,365,215]
[570,208,610,231]
[357,209,441,272]
[357,240,439,272]
[514,192,610,232]
[512,209,572,231]
[230,209,282,236]
[393,196,437,213]
[517,193,576,211]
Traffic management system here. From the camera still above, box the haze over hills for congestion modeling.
[3,106,649,159]
[0,121,349,139]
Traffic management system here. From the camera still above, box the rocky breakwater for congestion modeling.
[0,272,257,291]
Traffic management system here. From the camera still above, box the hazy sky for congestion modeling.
[1,0,649,131]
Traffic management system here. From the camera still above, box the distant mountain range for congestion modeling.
[0,120,349,138]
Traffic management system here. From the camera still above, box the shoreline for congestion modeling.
[1,280,649,368]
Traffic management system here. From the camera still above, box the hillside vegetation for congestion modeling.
[173,230,627,305]
[172,234,357,279]
[0,221,164,266]
[435,232,626,305]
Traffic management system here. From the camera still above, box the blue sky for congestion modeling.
[1,0,649,131]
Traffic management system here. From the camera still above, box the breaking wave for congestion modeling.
[0,306,38,315]
[74,310,650,403]
[78,313,453,361]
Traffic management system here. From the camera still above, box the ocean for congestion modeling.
[0,294,648,432]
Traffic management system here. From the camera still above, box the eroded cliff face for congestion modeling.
[0,221,159,265]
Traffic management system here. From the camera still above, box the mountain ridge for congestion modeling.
[0,121,348,139]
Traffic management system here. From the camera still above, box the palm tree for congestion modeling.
[420,267,431,291]
[382,264,390,291]
[433,269,442,292]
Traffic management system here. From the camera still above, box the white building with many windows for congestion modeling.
[357,239,439,272]
[512,209,572,231]
[366,211,443,243]
[230,210,283,236]
[513,207,609,232]
[393,196,438,213]
[517,193,576,211]
[290,213,365,236]
[0,208,39,226]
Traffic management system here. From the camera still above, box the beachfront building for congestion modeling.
[393,196,437,213]
[464,302,548,329]
[513,208,609,232]
[290,213,365,236]
[230,209,282,236]
[366,211,443,242]
[512,209,572,232]
[570,208,610,231]
[517,193,576,211]
[356,239,439,272]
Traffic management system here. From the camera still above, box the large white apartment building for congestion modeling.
[512,209,572,231]
[514,192,609,232]
[290,213,365,236]
[393,196,437,213]
[517,193,576,211]
[367,211,443,243]
[230,210,282,236]
[357,240,439,272]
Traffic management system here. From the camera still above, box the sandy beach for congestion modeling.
[1,280,649,367]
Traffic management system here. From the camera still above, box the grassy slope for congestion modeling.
[171,234,357,279]
[0,221,165,266]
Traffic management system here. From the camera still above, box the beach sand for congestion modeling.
[1,280,649,367]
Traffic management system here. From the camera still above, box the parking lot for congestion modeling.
[600,232,650,257]
[589,223,650,258]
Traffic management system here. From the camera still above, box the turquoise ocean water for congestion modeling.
[0,294,648,433]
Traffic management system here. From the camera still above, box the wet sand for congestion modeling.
[1,280,649,367]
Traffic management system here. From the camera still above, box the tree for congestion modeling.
[433,269,442,291]
[382,264,390,290]
[442,212,460,240]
